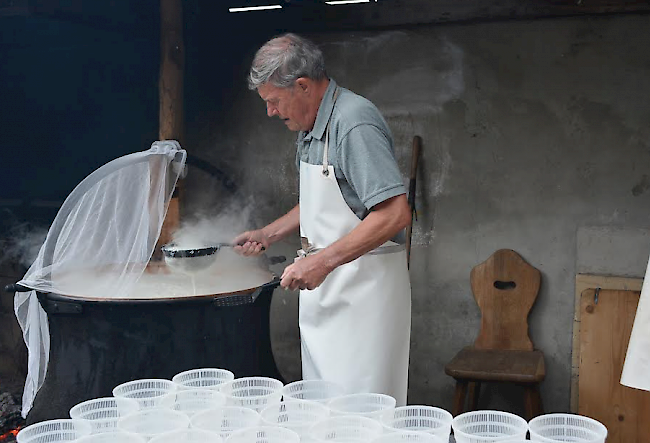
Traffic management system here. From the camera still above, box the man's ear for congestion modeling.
[295,77,310,94]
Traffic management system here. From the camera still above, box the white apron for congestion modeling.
[297,95,412,405]
[621,255,650,391]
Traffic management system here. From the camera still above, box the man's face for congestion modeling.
[258,82,314,132]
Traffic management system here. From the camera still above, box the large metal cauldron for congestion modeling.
[11,278,283,424]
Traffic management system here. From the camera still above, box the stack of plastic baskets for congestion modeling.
[371,431,445,443]
[260,400,330,437]
[171,389,226,417]
[191,406,261,440]
[112,379,177,410]
[381,406,453,442]
[149,429,223,443]
[225,426,300,443]
[528,414,607,443]
[328,393,397,419]
[16,419,92,443]
[282,380,346,404]
[77,433,147,443]
[308,415,384,442]
[69,397,139,434]
[452,410,528,443]
[173,368,235,391]
[221,377,284,413]
[117,409,190,440]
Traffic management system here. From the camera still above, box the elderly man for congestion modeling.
[234,33,411,405]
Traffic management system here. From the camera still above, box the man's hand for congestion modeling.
[232,205,301,257]
[280,254,332,291]
[233,230,270,256]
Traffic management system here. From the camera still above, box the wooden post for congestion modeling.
[156,0,184,256]
[159,0,184,142]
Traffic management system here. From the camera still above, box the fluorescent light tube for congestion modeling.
[228,5,282,12]
[326,0,370,4]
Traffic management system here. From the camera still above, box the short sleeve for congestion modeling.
[337,123,406,210]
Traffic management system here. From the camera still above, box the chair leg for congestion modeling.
[524,383,544,419]
[468,381,481,411]
[452,380,468,416]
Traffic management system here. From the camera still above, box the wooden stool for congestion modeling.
[445,249,545,419]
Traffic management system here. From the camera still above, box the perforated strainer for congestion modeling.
[161,242,267,274]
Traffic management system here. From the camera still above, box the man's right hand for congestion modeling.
[233,230,270,256]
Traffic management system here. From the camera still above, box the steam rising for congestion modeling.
[172,198,257,249]
[0,221,48,270]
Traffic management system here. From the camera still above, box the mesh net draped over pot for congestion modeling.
[14,141,186,418]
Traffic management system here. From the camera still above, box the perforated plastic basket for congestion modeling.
[225,426,300,443]
[172,389,226,417]
[16,419,92,443]
[328,393,396,419]
[172,368,235,391]
[76,432,147,443]
[371,431,445,443]
[221,377,284,412]
[381,406,453,441]
[117,409,190,440]
[452,410,528,443]
[528,414,607,443]
[308,415,384,442]
[69,397,140,433]
[282,380,346,404]
[149,429,223,443]
[190,406,261,439]
[112,379,177,410]
[260,400,330,436]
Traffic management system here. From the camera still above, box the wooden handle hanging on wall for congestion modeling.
[405,136,422,269]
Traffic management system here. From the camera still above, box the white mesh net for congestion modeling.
[14,140,186,417]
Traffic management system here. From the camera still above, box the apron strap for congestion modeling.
[322,87,341,177]
[298,243,405,258]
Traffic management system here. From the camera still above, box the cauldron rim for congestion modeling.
[35,274,278,305]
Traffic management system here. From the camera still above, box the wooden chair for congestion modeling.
[444,249,545,419]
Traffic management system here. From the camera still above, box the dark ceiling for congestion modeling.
[3,0,650,35]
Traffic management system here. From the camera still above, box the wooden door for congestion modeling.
[579,288,650,443]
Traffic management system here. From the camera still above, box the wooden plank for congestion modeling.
[571,274,643,412]
[579,288,650,443]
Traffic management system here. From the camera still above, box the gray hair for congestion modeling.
[248,33,327,90]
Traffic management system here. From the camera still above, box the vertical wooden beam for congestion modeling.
[156,0,184,254]
[159,0,184,142]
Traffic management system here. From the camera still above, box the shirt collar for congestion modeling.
[302,79,338,142]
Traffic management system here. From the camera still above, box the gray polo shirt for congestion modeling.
[296,79,406,238]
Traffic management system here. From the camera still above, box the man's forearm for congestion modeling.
[316,194,411,272]
[262,204,301,245]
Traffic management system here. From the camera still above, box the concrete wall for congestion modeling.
[186,14,650,414]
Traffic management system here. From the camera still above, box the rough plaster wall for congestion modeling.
[189,14,650,413]
[577,226,650,276]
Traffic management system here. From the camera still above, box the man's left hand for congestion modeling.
[280,254,331,291]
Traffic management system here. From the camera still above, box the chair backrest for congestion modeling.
[470,249,541,351]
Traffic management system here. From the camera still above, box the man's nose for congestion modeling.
[266,103,278,117]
